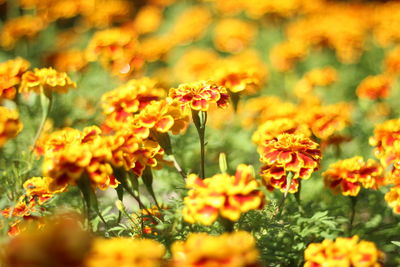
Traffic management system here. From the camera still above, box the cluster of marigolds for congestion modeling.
[2,0,400,265]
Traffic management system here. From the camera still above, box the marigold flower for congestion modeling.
[19,67,76,95]
[134,99,190,135]
[0,107,23,147]
[0,57,30,100]
[23,176,67,204]
[48,50,88,73]
[323,157,384,196]
[384,46,400,75]
[356,74,392,100]
[171,231,260,267]
[101,77,166,132]
[259,133,321,193]
[252,118,311,147]
[169,6,211,44]
[0,15,46,49]
[183,164,265,225]
[85,237,165,267]
[270,40,308,72]
[42,126,118,190]
[299,102,352,140]
[369,118,400,165]
[385,185,400,214]
[82,0,133,28]
[133,5,163,34]
[213,18,256,53]
[304,236,384,267]
[169,81,229,111]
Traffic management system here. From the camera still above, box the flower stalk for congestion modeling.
[192,109,207,179]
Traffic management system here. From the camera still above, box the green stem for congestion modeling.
[32,93,52,150]
[348,196,358,236]
[170,154,186,180]
[294,180,304,213]
[191,110,207,179]
[276,172,294,218]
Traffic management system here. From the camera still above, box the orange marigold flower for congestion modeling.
[82,0,133,28]
[305,67,338,87]
[384,46,400,75]
[299,102,352,140]
[0,107,23,147]
[259,133,321,193]
[23,176,67,204]
[252,118,311,147]
[270,40,308,72]
[0,15,46,49]
[385,185,400,214]
[169,6,211,45]
[169,80,229,111]
[48,50,88,73]
[213,18,256,53]
[323,156,384,196]
[19,67,76,95]
[134,99,190,135]
[133,5,163,35]
[304,236,384,267]
[0,57,30,100]
[183,164,265,225]
[101,77,166,132]
[356,74,392,100]
[85,237,165,267]
[171,231,260,267]
[42,126,118,190]
[369,118,400,165]
[212,51,267,94]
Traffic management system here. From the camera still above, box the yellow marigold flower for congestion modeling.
[323,156,384,197]
[139,36,174,63]
[82,0,132,28]
[252,118,311,147]
[42,126,118,190]
[213,18,256,53]
[0,57,30,100]
[212,51,267,94]
[0,106,23,147]
[384,46,400,75]
[101,77,166,132]
[356,74,392,100]
[0,15,46,49]
[169,6,211,44]
[244,0,301,18]
[19,67,76,95]
[270,40,308,72]
[299,102,352,140]
[372,2,400,47]
[134,99,190,135]
[304,67,337,87]
[385,185,400,214]
[48,50,88,73]
[369,118,400,165]
[183,164,265,225]
[85,237,165,267]
[169,80,229,111]
[134,5,163,34]
[171,231,260,267]
[304,236,384,267]
[239,96,298,128]
[1,195,35,219]
[174,48,219,82]
[23,176,67,204]
[259,133,321,193]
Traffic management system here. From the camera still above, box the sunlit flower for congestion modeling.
[0,15,46,49]
[270,40,308,72]
[171,231,260,267]
[85,237,165,267]
[183,164,265,225]
[384,46,400,75]
[101,77,166,132]
[169,6,211,44]
[169,80,229,111]
[0,107,23,147]
[213,18,256,53]
[369,118,400,165]
[48,50,88,73]
[259,133,321,193]
[252,118,311,147]
[19,67,76,95]
[133,5,163,34]
[356,74,392,100]
[82,0,133,28]
[42,126,118,190]
[304,236,384,267]
[0,57,30,100]
[385,185,400,214]
[294,67,338,98]
[23,176,67,204]
[323,156,384,196]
